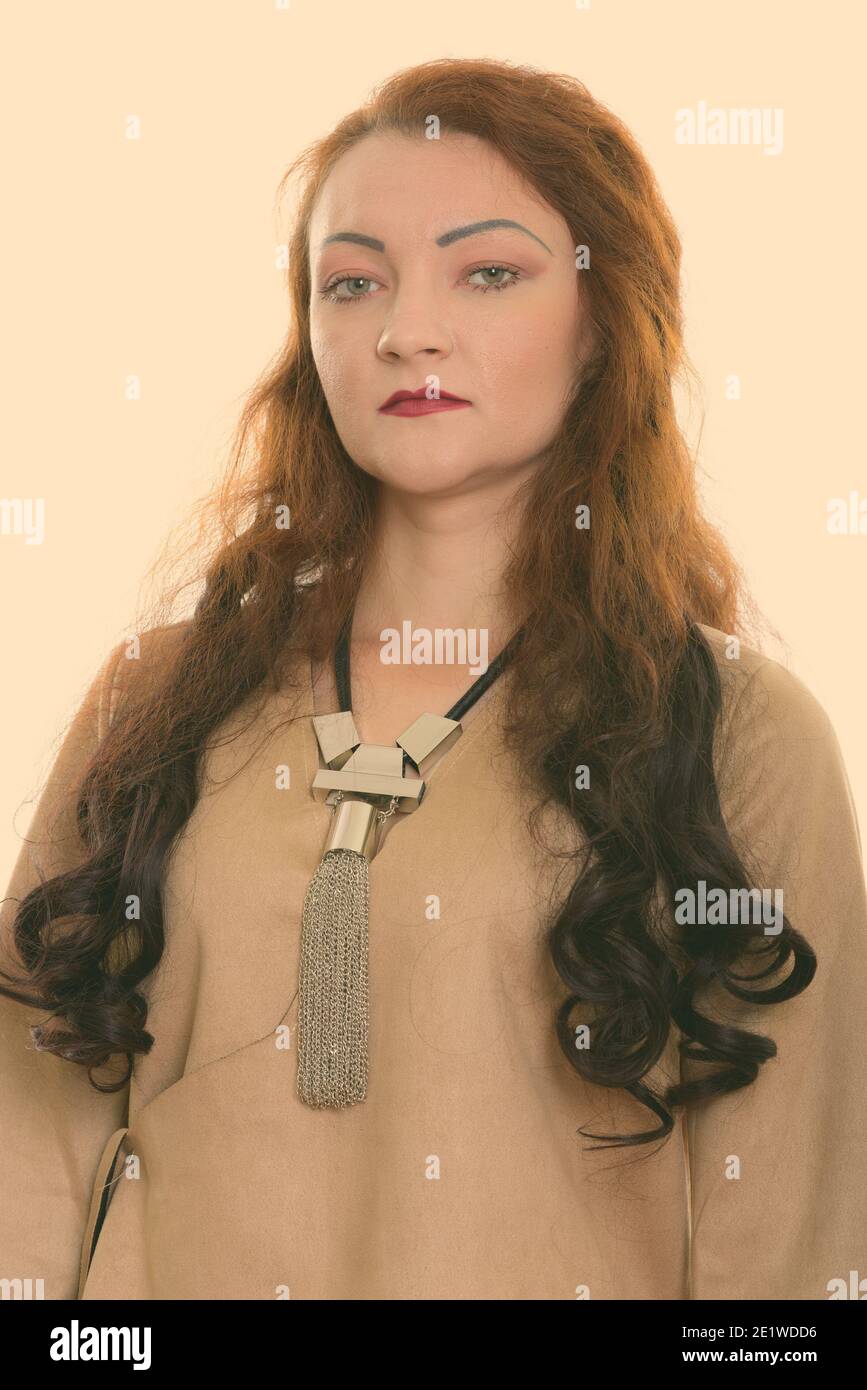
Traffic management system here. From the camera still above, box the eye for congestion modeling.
[316,262,523,306]
[464,263,522,293]
[318,274,382,305]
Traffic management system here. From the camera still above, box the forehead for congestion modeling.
[309,131,558,250]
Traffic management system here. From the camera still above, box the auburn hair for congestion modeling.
[1,57,815,1151]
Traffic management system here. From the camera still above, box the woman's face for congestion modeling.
[308,131,592,499]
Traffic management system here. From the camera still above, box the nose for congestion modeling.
[376,283,454,362]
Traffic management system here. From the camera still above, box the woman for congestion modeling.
[1,57,865,1301]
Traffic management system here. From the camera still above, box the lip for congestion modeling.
[378,386,472,416]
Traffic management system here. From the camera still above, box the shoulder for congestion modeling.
[695,624,864,933]
[694,623,861,870]
[695,622,833,755]
[95,620,192,740]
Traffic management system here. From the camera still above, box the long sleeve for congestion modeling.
[0,640,131,1300]
[683,651,867,1300]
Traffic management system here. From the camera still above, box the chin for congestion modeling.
[355,451,488,496]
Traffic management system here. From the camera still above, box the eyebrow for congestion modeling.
[318,218,553,256]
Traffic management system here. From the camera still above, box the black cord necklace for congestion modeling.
[335,614,524,765]
[295,615,525,1111]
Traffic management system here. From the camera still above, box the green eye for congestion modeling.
[317,263,523,305]
[465,265,522,292]
[319,275,379,304]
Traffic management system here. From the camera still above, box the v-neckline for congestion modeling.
[301,651,509,863]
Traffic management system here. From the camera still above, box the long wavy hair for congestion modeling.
[1,57,816,1151]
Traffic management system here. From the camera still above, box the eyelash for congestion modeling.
[317,262,523,305]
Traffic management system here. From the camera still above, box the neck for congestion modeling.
[351,479,528,658]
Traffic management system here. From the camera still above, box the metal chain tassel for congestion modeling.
[296,845,370,1108]
[299,619,522,1110]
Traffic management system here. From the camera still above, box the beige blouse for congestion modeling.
[1,622,865,1300]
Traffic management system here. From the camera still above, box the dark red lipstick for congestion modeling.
[378,387,472,417]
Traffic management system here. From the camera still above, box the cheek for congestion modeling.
[480,317,577,418]
[309,326,359,412]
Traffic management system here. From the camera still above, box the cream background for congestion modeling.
[1,0,864,881]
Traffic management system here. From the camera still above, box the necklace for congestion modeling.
[296,616,523,1109]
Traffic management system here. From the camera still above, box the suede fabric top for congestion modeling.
[1,622,865,1300]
